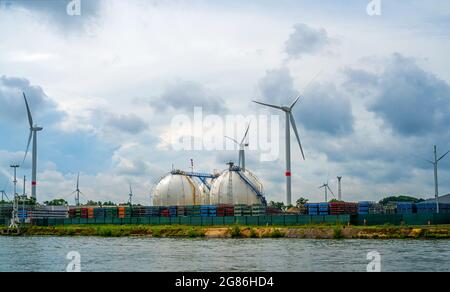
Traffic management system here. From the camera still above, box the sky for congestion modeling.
[1,0,450,205]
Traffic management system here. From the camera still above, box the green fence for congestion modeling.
[29,215,352,227]
[12,213,450,227]
[352,213,450,226]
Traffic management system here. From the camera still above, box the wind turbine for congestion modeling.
[225,123,250,171]
[128,184,133,206]
[319,181,335,202]
[424,145,450,214]
[253,96,305,205]
[22,92,43,202]
[72,173,83,206]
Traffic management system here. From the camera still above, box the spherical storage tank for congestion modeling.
[153,170,202,206]
[210,163,266,205]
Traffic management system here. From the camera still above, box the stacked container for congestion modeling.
[186,205,201,217]
[358,202,374,215]
[81,208,88,218]
[234,204,251,216]
[160,207,170,217]
[168,206,178,217]
[396,202,417,214]
[416,202,450,214]
[217,204,234,217]
[319,203,329,215]
[306,203,319,215]
[105,207,118,218]
[88,207,94,219]
[177,206,186,217]
[251,204,266,216]
[118,206,131,218]
[329,202,358,215]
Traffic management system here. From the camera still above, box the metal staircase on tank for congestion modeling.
[232,166,267,206]
[182,171,219,190]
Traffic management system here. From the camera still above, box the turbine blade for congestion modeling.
[23,92,33,127]
[224,136,239,145]
[290,95,302,109]
[252,100,283,110]
[22,131,32,164]
[327,185,335,197]
[438,150,450,162]
[129,183,133,194]
[289,113,305,160]
[77,173,79,189]
[240,122,251,145]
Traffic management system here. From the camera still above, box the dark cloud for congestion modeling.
[0,75,65,126]
[106,113,148,134]
[284,23,331,59]
[258,67,297,103]
[257,68,354,136]
[297,83,354,136]
[153,81,228,114]
[4,0,101,31]
[346,53,450,137]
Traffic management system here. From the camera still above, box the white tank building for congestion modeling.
[152,170,202,206]
[209,162,266,205]
[199,182,211,205]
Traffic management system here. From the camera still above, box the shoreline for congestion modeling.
[1,225,450,239]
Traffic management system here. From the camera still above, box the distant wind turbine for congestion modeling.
[319,181,335,203]
[72,173,84,206]
[128,184,133,205]
[225,123,251,171]
[22,92,43,201]
[253,96,305,205]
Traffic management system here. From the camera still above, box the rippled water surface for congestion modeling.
[0,237,449,272]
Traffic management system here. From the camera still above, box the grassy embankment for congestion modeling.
[1,224,450,239]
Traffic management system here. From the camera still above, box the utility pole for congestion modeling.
[426,145,450,214]
[337,176,342,201]
[9,164,20,229]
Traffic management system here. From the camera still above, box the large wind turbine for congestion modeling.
[253,96,305,205]
[225,123,250,171]
[22,92,43,201]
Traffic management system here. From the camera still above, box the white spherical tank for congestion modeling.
[153,171,202,206]
[210,164,265,205]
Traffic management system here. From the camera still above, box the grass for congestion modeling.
[1,224,449,239]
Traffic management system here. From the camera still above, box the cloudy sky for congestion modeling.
[1,0,450,205]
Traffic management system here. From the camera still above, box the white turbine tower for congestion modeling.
[22,92,43,202]
[319,182,335,203]
[225,123,250,171]
[253,96,305,205]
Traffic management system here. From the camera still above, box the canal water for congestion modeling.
[0,237,448,272]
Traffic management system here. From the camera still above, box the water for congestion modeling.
[0,237,449,272]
